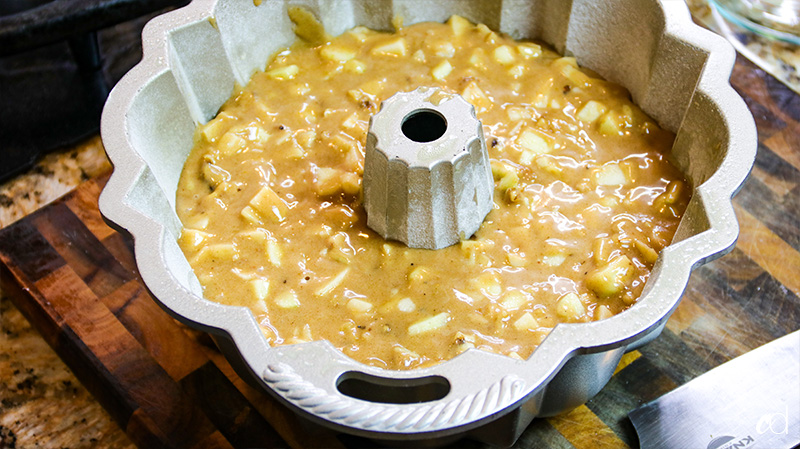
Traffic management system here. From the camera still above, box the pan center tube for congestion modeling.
[363,87,494,250]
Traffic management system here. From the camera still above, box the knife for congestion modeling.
[629,330,800,449]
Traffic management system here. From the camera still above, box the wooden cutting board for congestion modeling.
[1,56,799,449]
[0,173,347,449]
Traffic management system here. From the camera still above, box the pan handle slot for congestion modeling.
[336,371,450,404]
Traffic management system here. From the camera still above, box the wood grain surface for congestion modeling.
[0,55,798,449]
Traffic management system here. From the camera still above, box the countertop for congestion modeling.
[2,4,800,449]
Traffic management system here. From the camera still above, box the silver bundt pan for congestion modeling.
[99,0,756,445]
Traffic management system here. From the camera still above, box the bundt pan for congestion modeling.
[99,0,756,446]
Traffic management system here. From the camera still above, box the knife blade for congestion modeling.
[629,330,800,449]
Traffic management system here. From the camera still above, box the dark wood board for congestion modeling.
[0,55,799,449]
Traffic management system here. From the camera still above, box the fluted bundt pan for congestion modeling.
[99,0,756,445]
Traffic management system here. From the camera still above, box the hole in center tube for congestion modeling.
[337,371,450,404]
[402,109,447,143]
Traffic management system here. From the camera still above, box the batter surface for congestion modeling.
[176,16,690,370]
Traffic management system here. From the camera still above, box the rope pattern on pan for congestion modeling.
[262,363,526,432]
